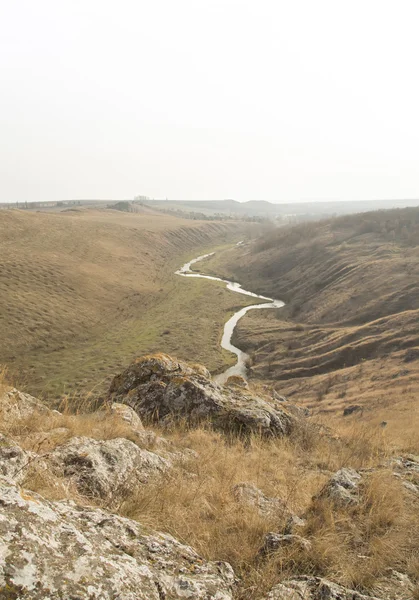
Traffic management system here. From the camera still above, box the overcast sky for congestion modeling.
[1,0,419,203]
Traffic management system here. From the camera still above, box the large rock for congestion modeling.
[49,436,170,501]
[0,476,235,599]
[109,354,297,437]
[264,577,382,599]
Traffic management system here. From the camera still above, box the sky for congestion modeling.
[1,0,419,203]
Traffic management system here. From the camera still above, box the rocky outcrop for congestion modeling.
[264,577,382,599]
[109,354,299,437]
[49,436,170,501]
[0,476,235,599]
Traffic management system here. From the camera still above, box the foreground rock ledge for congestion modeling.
[109,353,299,437]
[0,476,235,599]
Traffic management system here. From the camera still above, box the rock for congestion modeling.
[0,388,53,422]
[48,436,170,501]
[260,532,312,556]
[0,476,235,599]
[389,455,419,495]
[0,433,35,483]
[110,402,144,430]
[343,404,363,416]
[109,354,298,438]
[316,468,361,506]
[232,483,290,519]
[265,576,383,599]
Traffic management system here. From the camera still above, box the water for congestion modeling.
[175,249,284,384]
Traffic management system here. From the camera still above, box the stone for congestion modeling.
[389,455,419,495]
[0,476,235,599]
[48,436,170,501]
[316,468,362,506]
[110,402,144,430]
[232,483,290,519]
[109,353,298,438]
[265,576,383,599]
[0,388,52,422]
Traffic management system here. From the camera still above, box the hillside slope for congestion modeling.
[203,207,419,422]
[0,209,248,398]
[1,356,418,599]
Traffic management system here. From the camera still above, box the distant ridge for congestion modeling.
[146,198,419,217]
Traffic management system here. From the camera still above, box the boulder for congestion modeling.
[109,354,298,437]
[316,468,361,506]
[0,476,235,599]
[265,577,382,599]
[48,436,170,501]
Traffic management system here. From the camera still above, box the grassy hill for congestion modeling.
[203,207,419,429]
[0,208,250,399]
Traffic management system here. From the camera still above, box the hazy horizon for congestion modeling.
[2,1,419,204]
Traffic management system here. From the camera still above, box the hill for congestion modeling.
[201,207,419,429]
[0,209,249,398]
[146,198,419,219]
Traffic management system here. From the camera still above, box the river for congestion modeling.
[175,247,284,384]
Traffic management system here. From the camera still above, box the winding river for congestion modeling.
[175,247,284,384]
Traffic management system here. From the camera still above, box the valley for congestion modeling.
[0,205,418,598]
[0,208,254,399]
[202,208,419,440]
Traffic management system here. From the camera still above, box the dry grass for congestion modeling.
[1,358,418,597]
[0,385,418,596]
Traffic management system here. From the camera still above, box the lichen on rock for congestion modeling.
[109,353,300,437]
[0,475,235,599]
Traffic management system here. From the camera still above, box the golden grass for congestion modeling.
[2,384,416,597]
